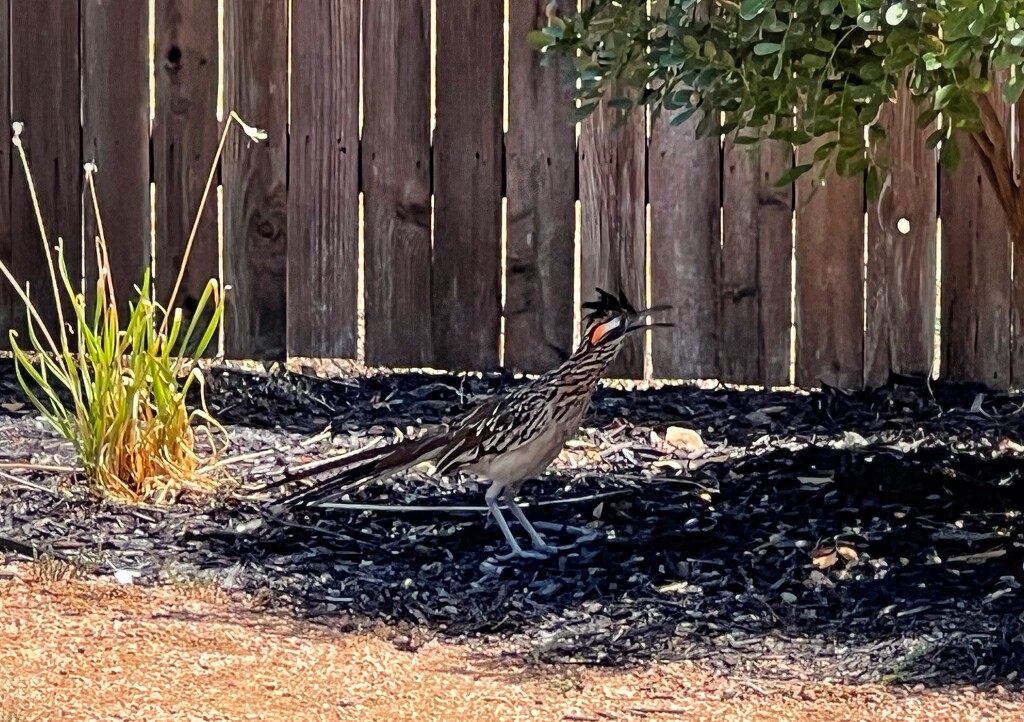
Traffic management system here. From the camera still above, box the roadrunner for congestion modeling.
[270,288,670,559]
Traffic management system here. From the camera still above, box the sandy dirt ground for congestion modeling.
[0,563,1021,722]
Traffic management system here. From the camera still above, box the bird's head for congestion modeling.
[580,288,672,350]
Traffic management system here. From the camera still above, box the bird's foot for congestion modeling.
[492,547,553,562]
[480,545,556,574]
[530,541,560,556]
[531,521,602,546]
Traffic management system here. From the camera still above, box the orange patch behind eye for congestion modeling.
[589,320,614,345]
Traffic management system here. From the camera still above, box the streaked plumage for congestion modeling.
[269,288,670,558]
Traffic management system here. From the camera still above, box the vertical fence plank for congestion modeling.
[0,0,10,346]
[82,0,150,315]
[649,110,720,380]
[1011,99,1024,388]
[720,138,792,386]
[363,1,432,368]
[940,92,1011,388]
[505,0,575,373]
[10,1,80,334]
[222,0,288,359]
[794,142,864,387]
[865,96,937,387]
[433,0,503,370]
[288,0,359,357]
[579,99,645,378]
[154,0,219,322]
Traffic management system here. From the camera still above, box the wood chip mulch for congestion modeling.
[0,362,1023,712]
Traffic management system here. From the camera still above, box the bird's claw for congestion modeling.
[493,547,552,562]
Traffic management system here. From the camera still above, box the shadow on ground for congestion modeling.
[1,363,1022,687]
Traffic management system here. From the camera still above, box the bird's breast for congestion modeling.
[467,420,573,485]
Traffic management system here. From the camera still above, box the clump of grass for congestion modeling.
[0,112,265,503]
[31,548,100,583]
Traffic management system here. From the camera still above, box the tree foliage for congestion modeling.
[532,0,1024,218]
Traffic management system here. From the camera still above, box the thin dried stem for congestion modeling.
[11,125,71,354]
[160,111,266,337]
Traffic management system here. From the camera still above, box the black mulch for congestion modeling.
[1,360,1023,688]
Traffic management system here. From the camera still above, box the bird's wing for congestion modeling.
[433,387,554,474]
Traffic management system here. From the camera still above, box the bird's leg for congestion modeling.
[485,484,522,553]
[502,487,558,555]
[485,482,549,560]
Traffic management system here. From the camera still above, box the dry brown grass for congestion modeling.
[1,562,1021,722]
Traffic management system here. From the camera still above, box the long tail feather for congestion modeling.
[268,433,452,510]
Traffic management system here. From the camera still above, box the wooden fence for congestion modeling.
[0,0,1021,388]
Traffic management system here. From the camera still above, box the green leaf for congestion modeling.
[771,127,813,144]
[961,77,991,94]
[774,163,814,187]
[814,140,838,161]
[992,53,1024,69]
[839,0,861,18]
[801,53,827,69]
[1003,72,1024,106]
[941,39,973,68]
[939,135,960,170]
[813,37,835,53]
[934,84,957,109]
[856,10,878,31]
[925,127,946,149]
[915,108,940,129]
[865,166,882,200]
[884,2,909,26]
[526,30,555,50]
[819,0,840,14]
[570,101,600,124]
[607,97,633,110]
[753,42,783,56]
[739,0,771,21]
[669,106,699,126]
[836,151,868,177]
[763,10,787,32]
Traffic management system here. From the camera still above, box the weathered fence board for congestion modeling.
[222,0,288,359]
[1012,100,1024,388]
[940,93,1011,388]
[720,138,793,386]
[362,0,433,368]
[82,0,150,316]
[153,0,219,324]
[288,0,359,357]
[10,1,81,334]
[432,0,503,370]
[579,99,646,378]
[0,0,11,345]
[649,109,720,380]
[865,95,937,387]
[794,141,864,387]
[504,0,576,373]
[7,2,1024,389]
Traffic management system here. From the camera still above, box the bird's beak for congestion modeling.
[626,304,673,333]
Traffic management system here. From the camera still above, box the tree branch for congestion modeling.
[973,92,1024,232]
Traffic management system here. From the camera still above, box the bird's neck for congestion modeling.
[552,340,624,389]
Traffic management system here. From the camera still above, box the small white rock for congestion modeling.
[113,569,139,586]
